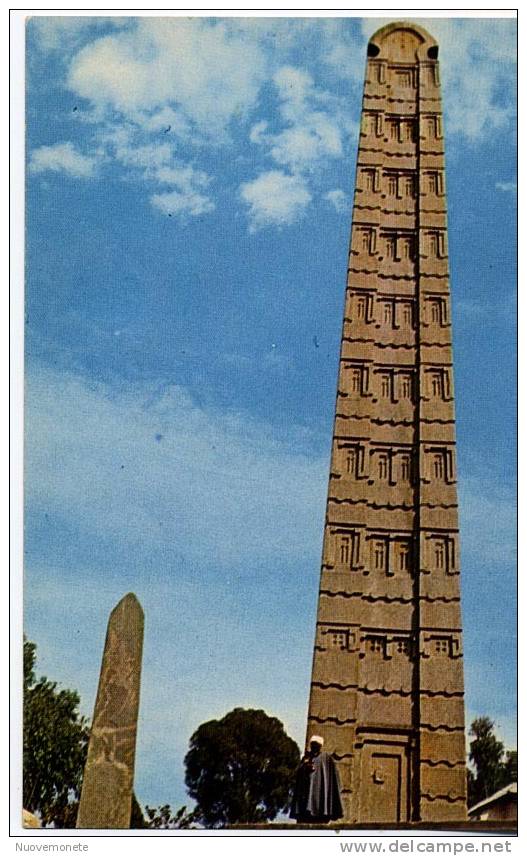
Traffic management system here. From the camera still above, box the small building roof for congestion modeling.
[468,782,517,816]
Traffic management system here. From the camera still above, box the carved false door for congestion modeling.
[359,741,409,823]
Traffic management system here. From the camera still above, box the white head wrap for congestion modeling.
[310,735,324,746]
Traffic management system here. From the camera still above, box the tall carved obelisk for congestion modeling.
[307,23,466,823]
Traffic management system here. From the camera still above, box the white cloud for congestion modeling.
[67,18,267,137]
[25,363,327,569]
[324,188,349,213]
[239,170,312,231]
[28,18,271,220]
[95,124,216,217]
[29,16,127,52]
[150,188,215,218]
[306,18,364,83]
[249,65,354,174]
[496,181,517,192]
[29,141,98,178]
[112,140,174,170]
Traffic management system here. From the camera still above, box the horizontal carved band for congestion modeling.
[421,793,466,803]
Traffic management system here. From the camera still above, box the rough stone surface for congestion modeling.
[306,22,467,823]
[22,809,41,828]
[76,593,144,829]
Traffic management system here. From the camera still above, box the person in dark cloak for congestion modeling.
[290,735,344,823]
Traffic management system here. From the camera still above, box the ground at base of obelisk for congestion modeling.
[230,820,517,834]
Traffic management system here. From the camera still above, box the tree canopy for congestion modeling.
[23,637,90,827]
[467,716,517,807]
[184,707,300,827]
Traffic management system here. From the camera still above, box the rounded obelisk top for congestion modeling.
[368,22,438,61]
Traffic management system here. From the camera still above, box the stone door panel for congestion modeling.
[358,741,409,823]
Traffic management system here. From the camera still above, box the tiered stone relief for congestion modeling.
[322,525,415,576]
[308,23,466,822]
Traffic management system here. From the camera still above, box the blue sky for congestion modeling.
[24,15,517,813]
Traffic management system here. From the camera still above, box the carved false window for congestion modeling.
[404,175,415,198]
[382,301,394,326]
[366,634,386,655]
[376,63,386,84]
[426,171,443,195]
[431,371,443,398]
[397,70,412,88]
[425,446,454,484]
[346,445,364,478]
[400,454,411,482]
[338,530,360,569]
[386,118,399,141]
[434,637,450,655]
[382,230,415,262]
[362,112,376,136]
[385,234,397,259]
[402,119,417,142]
[430,536,456,573]
[432,453,445,480]
[387,117,416,143]
[424,64,439,86]
[354,292,373,323]
[393,67,414,88]
[443,369,451,398]
[400,236,415,260]
[427,230,446,258]
[426,116,438,139]
[429,368,451,399]
[401,302,413,327]
[399,373,413,401]
[429,232,439,257]
[351,367,363,394]
[380,372,392,399]
[430,298,443,323]
[347,363,369,396]
[429,448,454,483]
[378,454,389,481]
[362,168,378,192]
[398,542,411,572]
[356,295,367,320]
[340,536,351,565]
[393,637,411,656]
[330,629,350,651]
[357,227,376,254]
[388,174,398,196]
[425,114,442,139]
[372,538,388,573]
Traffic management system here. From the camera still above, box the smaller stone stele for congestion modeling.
[76,593,144,829]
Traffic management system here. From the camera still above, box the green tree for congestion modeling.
[23,637,90,827]
[468,717,517,807]
[184,707,300,828]
[143,804,199,829]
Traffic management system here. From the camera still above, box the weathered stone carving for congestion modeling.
[306,22,467,823]
[76,593,144,829]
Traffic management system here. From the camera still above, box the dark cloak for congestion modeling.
[290,751,344,822]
